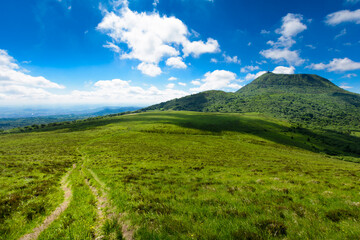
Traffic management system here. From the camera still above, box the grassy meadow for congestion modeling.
[1,111,360,239]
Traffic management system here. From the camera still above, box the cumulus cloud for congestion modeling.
[178,82,187,86]
[342,73,357,78]
[0,50,64,92]
[243,66,295,81]
[2,78,188,106]
[260,13,307,66]
[272,66,295,74]
[168,76,177,81]
[339,84,353,89]
[182,38,220,57]
[245,71,267,81]
[325,9,360,25]
[308,58,360,72]
[166,83,175,89]
[0,50,68,104]
[223,53,241,64]
[190,70,241,92]
[153,0,159,7]
[166,57,187,69]
[97,5,220,76]
[241,65,260,73]
[137,62,162,77]
[0,50,20,69]
[0,49,190,106]
[191,80,201,85]
[68,79,188,105]
[103,41,121,53]
[260,48,304,66]
[275,13,307,38]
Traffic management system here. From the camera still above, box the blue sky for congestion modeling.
[1,0,360,106]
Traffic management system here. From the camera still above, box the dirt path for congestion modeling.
[86,168,134,240]
[84,177,107,239]
[19,165,75,240]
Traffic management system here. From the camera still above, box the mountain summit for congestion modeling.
[237,73,341,95]
[143,73,360,128]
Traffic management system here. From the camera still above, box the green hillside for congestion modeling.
[143,73,360,129]
[1,112,360,239]
[237,73,340,94]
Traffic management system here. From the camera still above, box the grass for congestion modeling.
[38,167,97,239]
[0,131,80,239]
[1,111,360,239]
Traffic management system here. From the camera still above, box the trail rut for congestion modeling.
[19,165,75,240]
[85,168,134,240]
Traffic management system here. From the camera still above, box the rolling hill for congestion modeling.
[2,74,360,239]
[1,111,360,239]
[143,73,360,129]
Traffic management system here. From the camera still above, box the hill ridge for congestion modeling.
[143,73,360,129]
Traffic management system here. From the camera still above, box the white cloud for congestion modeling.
[97,6,220,76]
[267,36,296,48]
[182,38,220,57]
[243,66,294,81]
[166,57,187,69]
[306,44,316,49]
[241,65,260,73]
[210,58,218,63]
[190,70,240,92]
[272,66,295,74]
[346,0,360,4]
[178,82,187,86]
[325,9,360,25]
[260,48,304,66]
[275,13,307,38]
[245,71,267,81]
[191,80,201,85]
[342,73,357,78]
[308,58,360,72]
[0,50,67,105]
[166,83,175,89]
[67,79,188,105]
[260,29,270,34]
[0,50,190,106]
[339,84,353,89]
[260,13,306,66]
[0,49,20,69]
[223,53,241,64]
[2,78,189,106]
[335,28,347,39]
[256,60,267,65]
[168,76,177,81]
[0,50,64,90]
[153,0,159,7]
[103,41,121,53]
[137,62,162,77]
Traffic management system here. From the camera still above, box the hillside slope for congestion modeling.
[1,112,360,239]
[143,73,360,129]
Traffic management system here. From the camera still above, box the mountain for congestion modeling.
[143,73,360,129]
[237,73,340,95]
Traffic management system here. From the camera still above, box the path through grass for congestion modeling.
[1,111,360,239]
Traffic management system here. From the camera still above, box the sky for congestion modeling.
[1,0,360,107]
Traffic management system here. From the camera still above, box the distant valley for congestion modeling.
[0,106,140,130]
